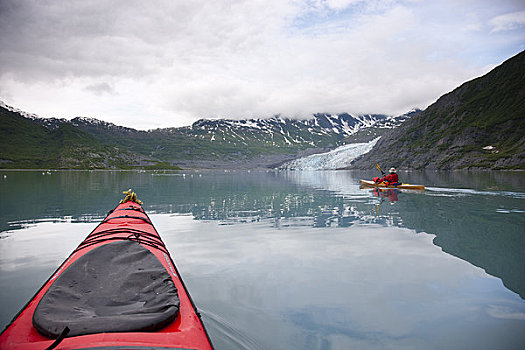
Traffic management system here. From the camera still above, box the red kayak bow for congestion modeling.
[0,192,213,350]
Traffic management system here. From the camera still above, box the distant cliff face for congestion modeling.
[351,51,525,170]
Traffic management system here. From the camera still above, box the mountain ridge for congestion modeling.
[349,50,525,170]
[0,102,413,169]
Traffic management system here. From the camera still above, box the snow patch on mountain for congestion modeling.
[0,100,41,120]
[186,112,413,149]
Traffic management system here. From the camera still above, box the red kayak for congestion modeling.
[0,191,213,350]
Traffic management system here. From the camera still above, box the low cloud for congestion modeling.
[84,82,115,96]
[1,0,524,129]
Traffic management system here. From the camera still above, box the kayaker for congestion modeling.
[374,167,399,186]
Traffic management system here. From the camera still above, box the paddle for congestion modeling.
[375,163,386,176]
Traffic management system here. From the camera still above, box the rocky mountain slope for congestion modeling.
[350,51,525,170]
[0,106,148,169]
[0,102,411,169]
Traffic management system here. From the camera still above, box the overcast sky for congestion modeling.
[1,0,524,129]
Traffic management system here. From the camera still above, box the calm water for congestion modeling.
[1,170,524,349]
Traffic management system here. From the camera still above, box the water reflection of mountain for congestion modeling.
[1,170,524,299]
[284,170,525,299]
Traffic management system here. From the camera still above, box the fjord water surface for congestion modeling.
[1,170,524,349]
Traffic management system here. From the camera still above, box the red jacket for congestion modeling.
[382,173,398,184]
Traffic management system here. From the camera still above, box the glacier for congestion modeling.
[282,137,380,170]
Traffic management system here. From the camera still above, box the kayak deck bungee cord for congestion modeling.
[0,190,213,350]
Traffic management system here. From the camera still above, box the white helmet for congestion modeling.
[389,167,396,173]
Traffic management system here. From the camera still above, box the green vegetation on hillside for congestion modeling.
[0,108,149,169]
[351,51,525,170]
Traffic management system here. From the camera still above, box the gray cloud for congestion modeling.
[489,10,525,32]
[84,82,115,96]
[1,0,524,129]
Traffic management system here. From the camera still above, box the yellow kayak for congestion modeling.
[360,179,425,191]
